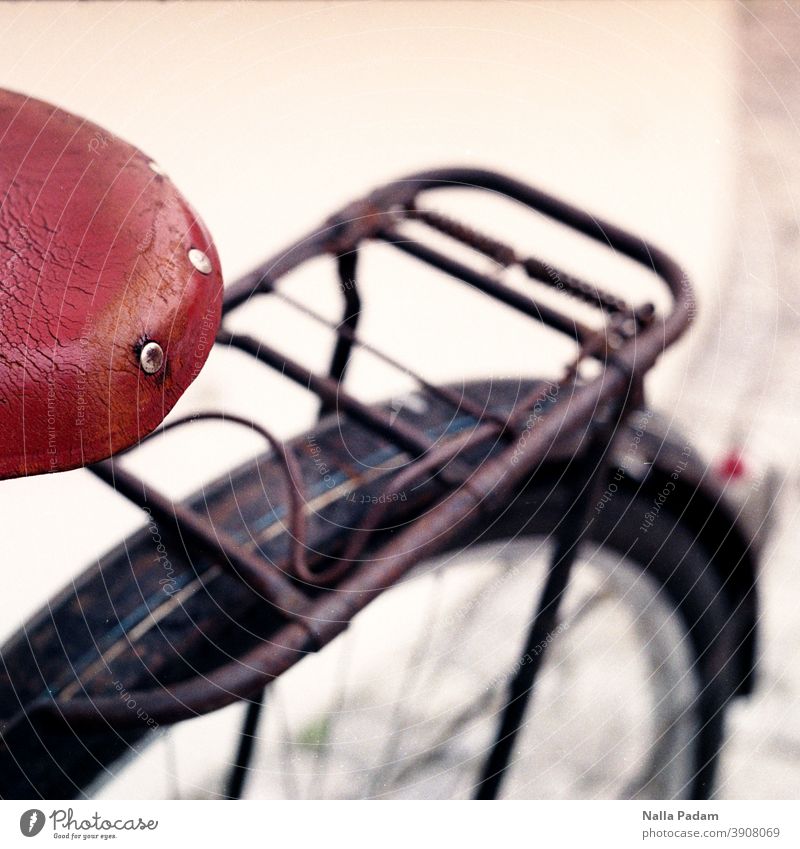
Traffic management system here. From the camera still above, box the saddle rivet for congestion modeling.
[139,341,165,375]
[188,248,213,275]
[147,160,165,175]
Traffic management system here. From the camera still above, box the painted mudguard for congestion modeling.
[0,88,223,479]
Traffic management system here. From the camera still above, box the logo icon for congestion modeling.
[19,809,46,837]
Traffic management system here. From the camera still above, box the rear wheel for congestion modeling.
[0,387,735,799]
[93,480,732,800]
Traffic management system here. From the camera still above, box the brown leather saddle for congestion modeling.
[0,89,223,479]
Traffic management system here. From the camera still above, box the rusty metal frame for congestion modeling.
[27,168,694,757]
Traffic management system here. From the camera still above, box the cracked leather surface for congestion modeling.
[0,88,223,479]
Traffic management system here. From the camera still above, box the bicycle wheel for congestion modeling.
[0,381,735,800]
[108,482,729,800]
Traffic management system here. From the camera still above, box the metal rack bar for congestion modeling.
[33,168,693,775]
[327,251,362,384]
[90,459,311,619]
[407,206,634,316]
[217,329,437,458]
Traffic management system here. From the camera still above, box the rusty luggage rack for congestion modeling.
[27,167,694,797]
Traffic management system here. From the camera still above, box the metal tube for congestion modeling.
[89,460,311,618]
[217,329,436,459]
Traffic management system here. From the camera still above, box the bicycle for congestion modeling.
[0,88,761,801]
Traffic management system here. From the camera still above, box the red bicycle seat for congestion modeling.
[0,89,223,479]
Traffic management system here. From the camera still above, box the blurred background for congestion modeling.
[0,0,799,798]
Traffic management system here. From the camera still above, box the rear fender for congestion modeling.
[613,410,761,696]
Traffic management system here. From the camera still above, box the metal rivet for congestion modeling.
[147,160,165,175]
[139,341,164,375]
[188,248,213,275]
